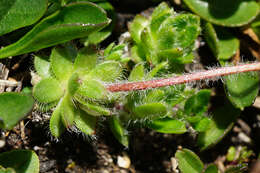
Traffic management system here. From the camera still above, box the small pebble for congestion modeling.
[0,139,5,148]
[117,154,131,169]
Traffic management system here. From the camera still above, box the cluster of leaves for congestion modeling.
[0,0,260,172]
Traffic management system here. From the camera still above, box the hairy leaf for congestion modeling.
[74,110,96,135]
[109,116,129,147]
[175,148,204,173]
[148,117,187,134]
[33,78,64,103]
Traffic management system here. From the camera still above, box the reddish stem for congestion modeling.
[106,62,260,92]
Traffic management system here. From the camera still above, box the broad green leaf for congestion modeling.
[34,55,51,78]
[82,1,115,45]
[88,61,122,82]
[184,89,211,116]
[50,44,77,82]
[0,92,34,130]
[129,63,145,81]
[225,72,259,110]
[192,117,211,132]
[33,78,64,104]
[109,116,129,147]
[204,164,219,173]
[132,102,167,119]
[183,0,259,27]
[74,46,97,74]
[60,94,75,127]
[0,2,110,59]
[148,117,187,134]
[204,23,239,60]
[74,110,96,135]
[197,103,240,150]
[0,0,47,36]
[0,150,39,173]
[50,104,66,137]
[65,0,115,45]
[129,15,149,44]
[175,148,204,173]
[76,78,107,100]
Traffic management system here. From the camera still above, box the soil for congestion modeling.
[1,0,260,173]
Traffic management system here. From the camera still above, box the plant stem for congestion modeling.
[106,62,260,92]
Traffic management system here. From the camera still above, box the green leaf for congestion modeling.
[147,61,168,78]
[60,94,75,127]
[157,14,200,50]
[183,0,259,27]
[184,89,211,116]
[0,0,47,36]
[143,89,165,103]
[34,55,51,78]
[0,2,110,59]
[129,63,145,82]
[50,104,66,137]
[74,110,96,135]
[109,116,129,147]
[192,117,211,132]
[76,78,107,100]
[33,78,64,104]
[129,15,149,44]
[132,102,167,119]
[204,23,239,60]
[82,1,115,45]
[0,92,34,130]
[50,44,77,82]
[150,2,174,36]
[204,164,219,173]
[79,102,111,116]
[175,148,204,173]
[197,102,240,150]
[0,150,39,173]
[88,61,122,82]
[74,46,97,74]
[227,146,236,162]
[148,117,187,134]
[225,72,259,110]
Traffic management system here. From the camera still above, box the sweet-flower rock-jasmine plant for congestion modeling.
[32,2,260,151]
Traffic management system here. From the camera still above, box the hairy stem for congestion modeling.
[106,62,260,92]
